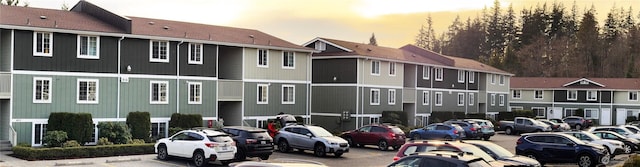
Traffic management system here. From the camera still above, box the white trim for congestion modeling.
[499,75,505,85]
[434,67,443,81]
[257,49,269,68]
[491,94,496,106]
[389,62,396,76]
[435,92,443,106]
[77,35,100,59]
[509,101,554,104]
[534,90,544,99]
[150,80,169,104]
[14,70,219,81]
[584,108,600,119]
[416,87,480,93]
[388,89,396,105]
[302,38,353,52]
[370,89,380,105]
[469,93,474,106]
[490,74,496,84]
[311,83,358,87]
[422,91,429,105]
[32,77,52,103]
[457,70,465,83]
[457,93,465,106]
[77,78,99,104]
[499,94,505,106]
[512,90,521,99]
[188,43,203,65]
[531,107,546,118]
[587,90,598,101]
[422,66,430,80]
[31,122,47,146]
[257,84,269,104]
[563,78,606,87]
[149,40,170,63]
[282,51,295,69]
[244,79,309,84]
[629,91,639,101]
[33,31,53,57]
[468,71,475,83]
[282,84,295,104]
[371,60,380,76]
[187,81,203,104]
[310,112,342,117]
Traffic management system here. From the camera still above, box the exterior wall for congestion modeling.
[12,122,31,146]
[311,86,357,114]
[311,115,355,133]
[416,65,431,88]
[1,100,9,140]
[243,48,309,81]
[218,46,243,80]
[403,64,416,88]
[243,82,308,116]
[178,43,217,77]
[120,38,177,75]
[176,79,217,117]
[486,93,509,112]
[119,77,177,118]
[415,89,432,114]
[485,74,510,92]
[554,90,612,103]
[359,87,403,115]
[614,91,640,105]
[1,29,10,71]
[511,90,554,102]
[432,68,469,90]
[312,58,357,83]
[360,59,403,87]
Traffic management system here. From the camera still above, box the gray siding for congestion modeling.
[312,86,357,114]
[486,93,509,112]
[432,68,468,90]
[177,80,217,117]
[243,82,308,116]
[12,122,31,146]
[312,58,357,83]
[243,48,309,81]
[416,65,431,88]
[178,43,217,77]
[360,87,403,114]
[554,90,612,103]
[1,100,9,140]
[0,29,10,71]
[120,38,177,75]
[311,115,356,133]
[416,90,431,114]
[218,46,243,80]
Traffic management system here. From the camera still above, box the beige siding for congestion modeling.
[613,91,640,104]
[359,59,403,87]
[243,48,310,81]
[485,74,510,93]
[512,90,554,102]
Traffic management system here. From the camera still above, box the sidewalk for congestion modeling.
[0,151,149,167]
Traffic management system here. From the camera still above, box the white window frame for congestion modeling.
[33,32,53,57]
[499,75,505,85]
[77,35,99,59]
[77,78,99,104]
[188,82,202,104]
[491,94,496,106]
[32,123,47,146]
[532,107,546,118]
[499,94,505,106]
[314,41,326,51]
[422,66,430,79]
[257,84,269,104]
[510,106,524,111]
[564,108,578,117]
[567,90,578,101]
[258,49,268,67]
[630,91,639,101]
[389,62,396,76]
[534,90,543,99]
[468,71,475,83]
[490,74,496,84]
[435,92,443,106]
[457,93,465,106]
[188,43,203,64]
[150,40,169,62]
[370,89,380,105]
[33,77,52,103]
[370,117,380,124]
[150,81,169,104]
[282,85,295,104]
[282,51,295,69]
[457,70,465,83]
[435,68,443,81]
[371,60,380,75]
[512,90,521,99]
[422,91,429,105]
[469,93,474,106]
[151,122,168,139]
[584,108,599,119]
[587,90,597,101]
[388,89,396,105]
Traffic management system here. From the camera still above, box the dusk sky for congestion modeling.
[19,0,638,48]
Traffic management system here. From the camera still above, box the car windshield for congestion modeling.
[468,159,493,167]
[308,126,334,137]
[581,132,602,140]
[249,131,271,138]
[624,126,640,133]
[390,127,405,134]
[472,142,514,158]
[458,145,497,162]
[208,135,232,142]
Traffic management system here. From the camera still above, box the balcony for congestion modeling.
[218,80,242,101]
[402,88,416,103]
[0,72,9,99]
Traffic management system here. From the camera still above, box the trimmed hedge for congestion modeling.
[169,113,203,129]
[127,111,151,142]
[12,143,154,160]
[97,122,132,144]
[47,112,94,145]
[381,111,407,126]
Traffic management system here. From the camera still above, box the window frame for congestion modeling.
[33,32,53,57]
[370,89,380,105]
[468,71,475,83]
[491,94,496,106]
[33,77,52,103]
[564,108,578,117]
[499,94,505,106]
[32,123,47,146]
[77,78,99,104]
[151,122,168,139]
[435,92,443,106]
[422,66,430,79]
[534,90,543,99]
[77,35,99,59]
[587,90,597,101]
[531,107,546,118]
[490,74,496,84]
[282,84,295,104]
[584,108,599,119]
[469,93,474,106]
[257,49,269,67]
[149,40,169,62]
[512,90,521,99]
[257,84,269,104]
[371,60,380,75]
[188,82,202,104]
[388,89,396,105]
[314,41,326,51]
[630,91,639,101]
[457,70,465,83]
[457,93,465,106]
[188,43,203,64]
[282,51,295,69]
[434,68,443,81]
[389,62,396,76]
[422,91,429,105]
[150,81,169,104]
[499,75,505,85]
[567,90,578,101]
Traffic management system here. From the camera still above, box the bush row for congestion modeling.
[48,112,94,145]
[12,143,155,160]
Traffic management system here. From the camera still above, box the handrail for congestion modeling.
[10,125,16,146]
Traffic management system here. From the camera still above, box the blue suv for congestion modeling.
[444,120,482,139]
[515,133,609,167]
[409,123,464,140]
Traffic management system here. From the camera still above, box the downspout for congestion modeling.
[355,59,361,128]
[307,52,312,124]
[117,36,124,119]
[465,71,468,115]
[177,41,184,113]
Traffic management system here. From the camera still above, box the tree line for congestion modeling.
[415,0,640,78]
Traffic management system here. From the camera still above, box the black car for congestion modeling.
[515,132,609,167]
[388,151,492,167]
[591,131,640,154]
[220,126,274,160]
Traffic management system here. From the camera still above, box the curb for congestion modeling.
[54,161,94,166]
[105,157,142,163]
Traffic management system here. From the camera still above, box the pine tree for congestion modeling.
[576,7,600,77]
[415,14,436,50]
[369,33,378,46]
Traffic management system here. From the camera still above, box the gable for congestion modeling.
[563,78,605,88]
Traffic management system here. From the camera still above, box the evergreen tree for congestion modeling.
[415,14,436,50]
[369,33,378,46]
[576,7,601,77]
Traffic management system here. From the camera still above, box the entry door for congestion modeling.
[616,108,627,125]
[601,108,612,125]
[547,107,563,119]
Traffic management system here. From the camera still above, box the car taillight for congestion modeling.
[389,132,396,138]
[516,138,523,145]
[231,141,236,146]
[393,156,400,161]
[454,129,458,134]
[246,139,258,144]
[470,127,476,131]
[204,142,218,148]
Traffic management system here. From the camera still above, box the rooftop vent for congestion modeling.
[367,48,372,52]
[148,22,155,25]
[40,15,47,19]
[163,26,169,30]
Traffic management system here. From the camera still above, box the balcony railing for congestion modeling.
[402,88,416,103]
[218,80,243,101]
[0,72,9,99]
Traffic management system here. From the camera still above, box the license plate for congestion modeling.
[261,141,266,144]
[221,146,228,151]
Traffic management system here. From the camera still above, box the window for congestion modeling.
[434,68,443,81]
[511,106,524,111]
[499,95,505,106]
[188,43,203,64]
[282,51,294,68]
[150,81,169,104]
[33,123,47,146]
[490,74,496,84]
[469,93,474,106]
[370,117,380,124]
[422,91,429,105]
[33,32,53,56]
[77,79,98,104]
[188,82,202,104]
[630,91,638,101]
[282,85,295,104]
[512,90,521,99]
[458,70,465,83]
[422,66,430,79]
[314,41,326,51]
[77,35,99,59]
[371,61,380,75]
[469,71,475,83]
[491,94,496,106]
[33,77,52,103]
[534,90,543,99]
[564,108,578,117]
[499,75,505,85]
[388,89,396,105]
[587,90,597,101]
[435,92,443,106]
[389,62,396,76]
[568,90,578,100]
[257,84,268,104]
[370,89,380,105]
[151,122,167,140]
[258,49,268,67]
[584,108,599,119]
[457,93,465,106]
[150,40,169,62]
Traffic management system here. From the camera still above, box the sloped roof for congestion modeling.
[511,77,640,90]
[0,5,123,33]
[400,45,511,75]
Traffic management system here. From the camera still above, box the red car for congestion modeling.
[339,124,406,151]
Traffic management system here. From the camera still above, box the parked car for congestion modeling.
[620,125,640,134]
[444,120,482,139]
[548,118,572,130]
[498,117,552,135]
[515,132,609,167]
[339,124,406,151]
[587,126,640,140]
[463,140,541,167]
[389,151,493,167]
[220,126,274,160]
[409,123,465,140]
[392,140,525,167]
[155,129,237,167]
[560,131,625,156]
[229,158,328,167]
[563,116,593,130]
[536,119,563,132]
[274,125,349,157]
[464,119,496,140]
[591,131,640,154]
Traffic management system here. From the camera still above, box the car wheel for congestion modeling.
[444,135,453,141]
[392,146,401,150]
[505,127,513,135]
[482,136,490,141]
[157,145,169,160]
[314,144,326,157]
[220,160,232,166]
[334,152,343,157]
[193,151,209,167]
[576,124,582,130]
[235,148,247,161]
[623,144,633,154]
[577,154,594,167]
[259,155,270,160]
[278,140,291,153]
[378,140,388,151]
[412,134,421,140]
[345,137,354,146]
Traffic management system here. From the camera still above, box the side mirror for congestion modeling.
[306,133,313,138]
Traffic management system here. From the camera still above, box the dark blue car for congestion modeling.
[515,132,609,167]
[409,123,464,140]
[444,120,482,139]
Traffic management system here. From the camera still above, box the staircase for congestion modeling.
[0,140,12,151]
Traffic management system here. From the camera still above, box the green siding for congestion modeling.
[312,86,357,114]
[311,115,355,133]
[120,78,177,118]
[177,80,217,117]
[243,82,308,116]
[12,122,31,145]
[360,87,403,114]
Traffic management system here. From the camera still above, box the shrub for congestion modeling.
[626,116,638,123]
[169,113,203,129]
[43,131,67,147]
[16,143,31,147]
[62,140,81,147]
[168,127,183,137]
[126,111,151,142]
[623,154,640,167]
[381,111,407,126]
[97,137,113,145]
[47,112,94,145]
[97,122,132,144]
[12,143,155,160]
[129,139,145,144]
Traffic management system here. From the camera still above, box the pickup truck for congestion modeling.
[498,117,552,135]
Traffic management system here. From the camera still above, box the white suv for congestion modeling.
[155,129,237,167]
[275,125,349,157]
